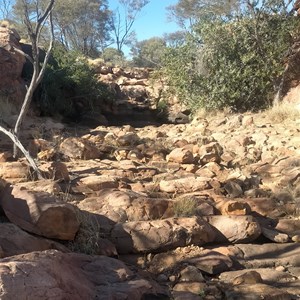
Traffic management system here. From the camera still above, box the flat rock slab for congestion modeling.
[0,185,79,240]
[0,161,30,184]
[276,219,300,236]
[59,137,102,160]
[261,227,290,243]
[77,175,119,192]
[224,283,293,300]
[220,268,296,285]
[159,177,211,193]
[232,243,300,268]
[111,217,216,254]
[0,250,165,300]
[148,246,232,276]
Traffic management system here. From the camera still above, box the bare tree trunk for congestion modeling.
[0,0,55,181]
[13,0,55,157]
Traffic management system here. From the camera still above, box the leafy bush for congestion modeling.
[37,45,114,121]
[161,13,300,112]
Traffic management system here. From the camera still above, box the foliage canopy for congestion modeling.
[37,45,113,121]
[161,0,300,112]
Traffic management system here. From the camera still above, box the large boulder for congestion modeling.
[0,185,79,240]
[205,215,261,243]
[0,250,165,300]
[59,137,102,160]
[77,188,173,222]
[111,216,216,254]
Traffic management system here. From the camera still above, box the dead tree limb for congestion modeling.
[0,126,43,179]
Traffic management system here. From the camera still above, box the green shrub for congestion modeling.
[161,13,300,112]
[37,45,114,121]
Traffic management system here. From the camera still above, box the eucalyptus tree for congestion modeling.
[110,0,149,53]
[131,37,167,68]
[12,0,112,56]
[50,0,111,56]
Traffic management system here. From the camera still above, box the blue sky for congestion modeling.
[108,0,181,41]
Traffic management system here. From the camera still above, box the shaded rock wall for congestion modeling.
[0,23,26,112]
[90,59,190,125]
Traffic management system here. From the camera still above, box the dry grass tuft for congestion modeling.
[264,102,300,123]
[68,210,103,255]
[173,197,198,217]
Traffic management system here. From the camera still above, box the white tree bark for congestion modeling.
[13,0,55,158]
[0,0,55,179]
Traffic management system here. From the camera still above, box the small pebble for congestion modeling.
[157,274,168,282]
[169,275,177,282]
[275,266,286,272]
[292,235,300,243]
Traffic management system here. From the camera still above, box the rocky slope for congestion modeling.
[0,109,299,299]
[2,19,300,300]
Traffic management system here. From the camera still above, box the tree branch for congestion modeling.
[0,125,43,179]
[37,13,54,85]
[12,46,34,64]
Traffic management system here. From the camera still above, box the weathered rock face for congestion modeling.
[89,59,189,125]
[0,250,166,300]
[0,23,25,109]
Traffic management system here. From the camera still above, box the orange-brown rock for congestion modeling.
[167,148,194,164]
[0,185,79,240]
[205,215,261,243]
[0,161,31,183]
[14,180,61,195]
[198,142,223,164]
[77,188,173,222]
[159,176,211,193]
[59,137,102,160]
[77,175,119,193]
[216,199,251,216]
[39,161,70,182]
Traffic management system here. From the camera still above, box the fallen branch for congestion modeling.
[0,125,43,179]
